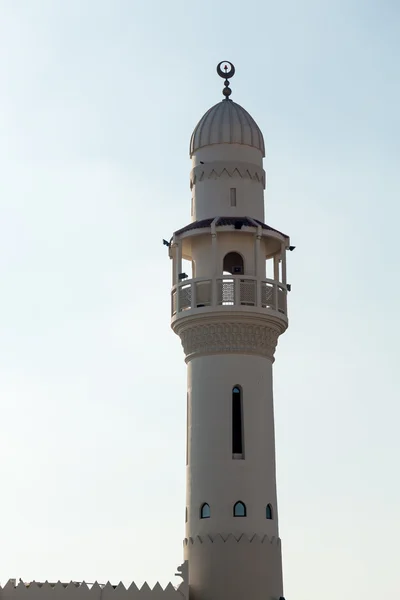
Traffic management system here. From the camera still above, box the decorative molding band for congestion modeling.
[190,162,266,190]
[183,534,281,547]
[173,316,286,362]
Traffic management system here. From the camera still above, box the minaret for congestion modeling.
[170,62,290,600]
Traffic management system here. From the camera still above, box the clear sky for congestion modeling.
[0,1,399,598]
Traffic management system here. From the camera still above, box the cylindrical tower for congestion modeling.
[170,62,290,600]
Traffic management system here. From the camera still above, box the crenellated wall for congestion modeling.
[0,570,187,600]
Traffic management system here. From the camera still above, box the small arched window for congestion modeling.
[200,503,210,519]
[266,504,273,520]
[233,501,246,517]
[223,252,244,275]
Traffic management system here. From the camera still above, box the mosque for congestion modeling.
[0,62,291,600]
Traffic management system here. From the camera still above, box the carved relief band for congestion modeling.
[174,319,284,362]
[190,161,266,190]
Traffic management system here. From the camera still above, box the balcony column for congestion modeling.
[173,236,183,284]
[281,244,287,314]
[255,225,262,307]
[273,254,279,311]
[281,244,287,285]
[173,235,182,312]
[211,218,218,306]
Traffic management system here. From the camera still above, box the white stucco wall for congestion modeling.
[192,144,263,166]
[184,536,283,600]
[185,353,279,540]
[191,144,265,222]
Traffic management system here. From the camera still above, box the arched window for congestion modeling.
[185,507,188,522]
[233,501,246,517]
[266,504,273,520]
[223,252,244,275]
[200,503,210,519]
[232,386,243,457]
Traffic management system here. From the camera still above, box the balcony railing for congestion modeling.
[171,276,287,317]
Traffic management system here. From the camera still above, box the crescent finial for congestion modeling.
[216,61,235,100]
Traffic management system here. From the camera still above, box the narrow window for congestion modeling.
[266,504,273,520]
[185,507,188,522]
[230,188,237,207]
[200,503,210,519]
[232,386,243,457]
[233,501,246,517]
[191,197,194,216]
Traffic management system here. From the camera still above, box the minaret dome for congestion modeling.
[190,100,265,157]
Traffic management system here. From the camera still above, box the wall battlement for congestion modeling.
[0,578,187,600]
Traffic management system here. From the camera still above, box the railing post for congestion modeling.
[234,277,241,305]
[191,280,196,309]
[273,282,279,312]
[176,283,181,313]
[256,281,262,308]
[211,277,217,306]
[258,280,263,308]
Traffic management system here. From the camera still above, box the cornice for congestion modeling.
[184,533,281,546]
[172,313,287,362]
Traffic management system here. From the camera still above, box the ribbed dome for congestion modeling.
[190,99,265,157]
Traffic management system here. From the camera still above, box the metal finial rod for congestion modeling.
[216,61,235,100]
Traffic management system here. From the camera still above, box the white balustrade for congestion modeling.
[171,276,287,317]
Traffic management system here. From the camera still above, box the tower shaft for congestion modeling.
[170,63,290,600]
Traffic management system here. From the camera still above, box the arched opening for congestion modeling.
[223,252,244,275]
[232,386,243,458]
[266,504,273,520]
[200,503,210,519]
[220,253,244,306]
[181,258,194,279]
[233,501,246,517]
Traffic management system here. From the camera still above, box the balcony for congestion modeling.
[171,276,287,318]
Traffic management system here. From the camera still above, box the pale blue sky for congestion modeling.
[0,1,399,598]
